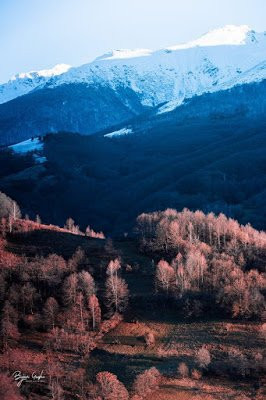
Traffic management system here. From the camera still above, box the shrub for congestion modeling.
[178,362,189,378]
[191,369,202,380]
[196,346,211,369]
[144,331,155,347]
[96,371,129,400]
[133,367,161,398]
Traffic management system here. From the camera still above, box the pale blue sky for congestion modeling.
[0,0,265,82]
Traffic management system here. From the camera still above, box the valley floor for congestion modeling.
[92,319,265,399]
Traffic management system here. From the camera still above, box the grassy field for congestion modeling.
[90,319,264,399]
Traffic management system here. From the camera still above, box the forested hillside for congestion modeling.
[0,192,265,399]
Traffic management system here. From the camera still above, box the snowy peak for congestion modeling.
[93,26,260,63]
[0,64,71,105]
[0,25,265,107]
[167,25,252,50]
[10,63,71,81]
[93,25,260,63]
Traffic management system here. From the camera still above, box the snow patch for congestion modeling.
[9,138,46,163]
[218,60,266,90]
[95,49,152,61]
[157,99,185,114]
[104,128,133,138]
[10,138,43,153]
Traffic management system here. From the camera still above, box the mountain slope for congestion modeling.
[0,25,265,145]
[1,80,265,233]
[0,64,70,104]
[0,84,146,145]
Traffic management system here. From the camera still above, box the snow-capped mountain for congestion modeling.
[1,25,265,107]
[0,64,71,104]
[46,25,266,106]
[0,25,265,145]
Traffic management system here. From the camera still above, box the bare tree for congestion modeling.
[78,270,95,297]
[96,371,129,400]
[20,282,38,315]
[133,367,161,398]
[65,217,75,231]
[76,292,85,331]
[62,273,78,306]
[178,362,189,378]
[43,297,59,330]
[156,260,175,294]
[105,264,129,314]
[0,192,21,220]
[88,294,101,330]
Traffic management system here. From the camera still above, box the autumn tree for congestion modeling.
[185,250,208,289]
[50,380,64,400]
[196,346,211,369]
[20,282,38,315]
[133,367,161,398]
[178,362,189,378]
[43,297,59,330]
[68,247,86,272]
[0,192,21,220]
[78,270,95,297]
[85,225,105,239]
[39,254,67,288]
[62,273,78,306]
[156,260,175,295]
[88,294,101,330]
[64,217,75,232]
[105,262,129,314]
[106,258,121,277]
[1,301,20,349]
[96,371,129,400]
[76,292,86,331]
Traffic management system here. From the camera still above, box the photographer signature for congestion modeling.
[12,370,46,387]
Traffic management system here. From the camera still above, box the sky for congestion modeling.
[0,0,265,83]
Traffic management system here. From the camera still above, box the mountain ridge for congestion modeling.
[0,24,265,146]
[1,25,265,106]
